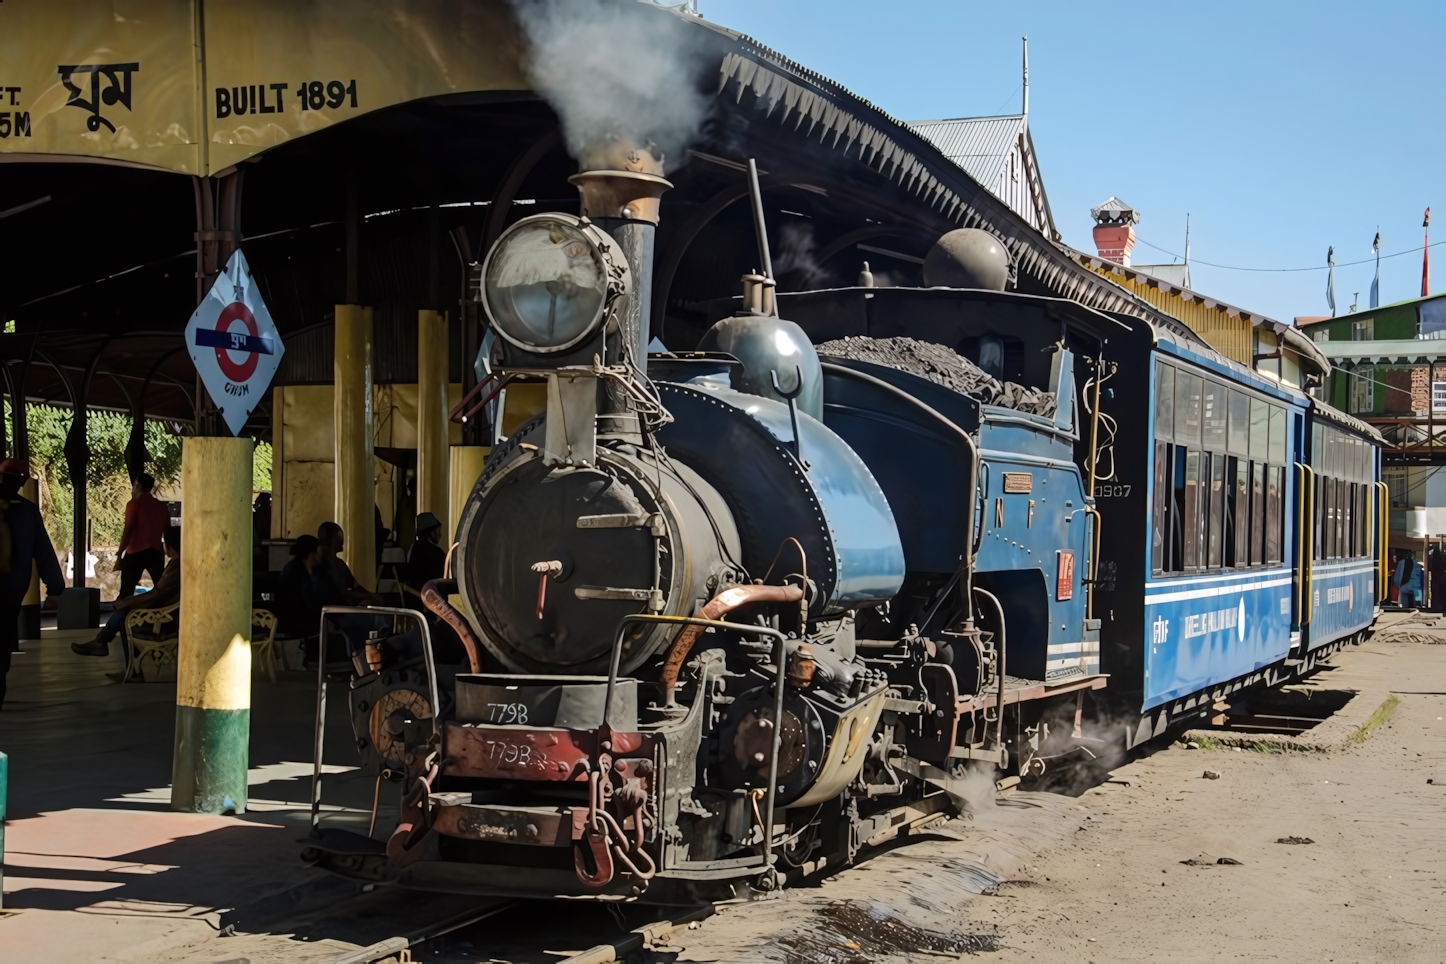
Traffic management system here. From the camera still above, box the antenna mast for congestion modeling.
[1022,35,1029,119]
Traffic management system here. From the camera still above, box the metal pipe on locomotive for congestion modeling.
[304,146,1106,902]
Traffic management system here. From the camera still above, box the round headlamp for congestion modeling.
[480,213,629,354]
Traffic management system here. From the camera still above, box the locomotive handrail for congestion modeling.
[311,605,438,833]
[1083,504,1101,621]
[610,613,788,876]
[974,461,989,558]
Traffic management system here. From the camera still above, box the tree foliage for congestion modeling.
[7,403,271,553]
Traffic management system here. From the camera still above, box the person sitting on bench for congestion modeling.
[275,534,325,637]
[72,524,181,658]
[406,511,446,595]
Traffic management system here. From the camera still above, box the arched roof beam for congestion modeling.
[650,174,822,340]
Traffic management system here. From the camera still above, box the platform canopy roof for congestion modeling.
[0,0,1222,435]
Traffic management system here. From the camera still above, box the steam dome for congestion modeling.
[922,229,1011,291]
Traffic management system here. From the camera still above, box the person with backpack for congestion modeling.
[0,458,66,709]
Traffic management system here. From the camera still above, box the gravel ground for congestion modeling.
[643,634,1446,964]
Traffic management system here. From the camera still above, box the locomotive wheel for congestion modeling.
[368,688,432,771]
[717,686,826,807]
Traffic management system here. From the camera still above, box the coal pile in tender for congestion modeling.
[817,335,1057,417]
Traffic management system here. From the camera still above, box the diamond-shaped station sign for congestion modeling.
[185,250,284,436]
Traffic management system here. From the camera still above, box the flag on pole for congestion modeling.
[1370,232,1381,309]
[1425,208,1433,298]
[1326,246,1336,315]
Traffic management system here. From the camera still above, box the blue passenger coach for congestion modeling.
[1301,405,1385,652]
[1143,349,1305,711]
[1091,316,1383,746]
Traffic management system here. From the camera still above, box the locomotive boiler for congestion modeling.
[306,152,1109,902]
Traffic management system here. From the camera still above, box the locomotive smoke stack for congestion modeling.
[569,144,672,374]
[570,140,670,221]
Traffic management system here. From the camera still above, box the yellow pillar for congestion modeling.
[448,445,489,551]
[18,478,41,640]
[335,305,376,590]
[172,436,253,814]
[269,385,285,540]
[417,310,450,525]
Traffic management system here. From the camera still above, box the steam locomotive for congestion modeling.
[304,162,1382,902]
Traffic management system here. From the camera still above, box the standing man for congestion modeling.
[0,459,66,709]
[117,473,170,599]
[1396,551,1422,609]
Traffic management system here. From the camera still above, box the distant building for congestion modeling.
[1297,294,1446,549]
[1060,198,1328,391]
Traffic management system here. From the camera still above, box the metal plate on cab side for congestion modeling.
[1002,472,1033,493]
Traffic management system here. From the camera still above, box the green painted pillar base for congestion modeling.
[1,750,8,908]
[171,706,249,814]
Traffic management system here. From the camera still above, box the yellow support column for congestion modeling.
[417,310,450,526]
[335,305,376,591]
[270,385,285,540]
[172,436,253,813]
[448,445,489,550]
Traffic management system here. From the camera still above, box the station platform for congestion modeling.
[0,624,473,962]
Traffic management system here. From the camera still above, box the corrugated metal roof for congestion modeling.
[907,115,1025,187]
[1133,263,1191,287]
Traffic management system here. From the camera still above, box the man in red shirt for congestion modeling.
[117,473,170,599]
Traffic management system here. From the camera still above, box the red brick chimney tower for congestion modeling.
[1090,196,1139,266]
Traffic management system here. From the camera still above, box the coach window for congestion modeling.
[1333,429,1346,558]
[1324,429,1334,559]
[1204,381,1227,568]
[1312,424,1325,561]
[1266,403,1286,565]
[1356,439,1369,555]
[1151,363,1175,575]
[1344,436,1355,557]
[1339,436,1349,557]
[1228,390,1250,568]
[1176,372,1204,571]
[1249,398,1268,566]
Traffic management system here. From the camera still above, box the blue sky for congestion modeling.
[699,0,1445,323]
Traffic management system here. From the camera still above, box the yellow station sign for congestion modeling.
[0,0,527,175]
